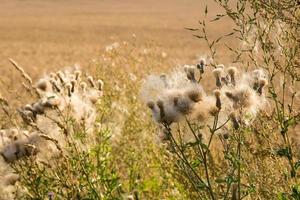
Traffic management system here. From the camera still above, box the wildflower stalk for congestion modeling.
[186,119,215,200]
[163,123,209,198]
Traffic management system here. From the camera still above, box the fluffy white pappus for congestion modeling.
[36,79,51,93]
[140,75,168,103]
[68,94,97,132]
[157,98,183,124]
[140,68,200,103]
[224,83,267,123]
[1,134,40,163]
[166,68,192,89]
[191,95,215,123]
[239,69,268,88]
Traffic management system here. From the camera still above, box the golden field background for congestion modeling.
[2,0,298,199]
[0,0,235,87]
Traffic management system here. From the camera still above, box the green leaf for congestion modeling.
[294,160,300,170]
[276,148,291,159]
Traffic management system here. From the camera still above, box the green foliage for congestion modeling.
[12,128,122,200]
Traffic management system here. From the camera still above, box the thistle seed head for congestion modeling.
[56,71,65,84]
[87,76,95,88]
[96,79,104,91]
[80,82,87,92]
[156,99,165,120]
[184,65,196,82]
[214,89,222,110]
[185,88,202,102]
[75,70,81,80]
[227,67,237,86]
[36,79,49,92]
[257,78,268,95]
[65,83,72,97]
[213,68,223,87]
[146,101,155,110]
[229,112,240,130]
[71,79,76,93]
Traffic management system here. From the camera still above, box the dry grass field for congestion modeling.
[0,0,234,84]
[0,0,299,199]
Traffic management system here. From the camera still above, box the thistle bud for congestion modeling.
[87,76,95,88]
[65,83,72,97]
[96,79,104,91]
[227,67,237,86]
[212,68,223,88]
[80,82,87,92]
[197,58,206,74]
[157,100,165,121]
[184,65,196,82]
[71,80,76,93]
[229,112,239,130]
[36,79,49,91]
[214,89,222,110]
[75,70,81,80]
[146,101,155,110]
[50,79,61,93]
[56,71,65,84]
[257,78,267,95]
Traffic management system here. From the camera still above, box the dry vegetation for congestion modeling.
[0,0,299,199]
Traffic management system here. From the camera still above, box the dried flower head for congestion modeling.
[184,65,196,82]
[212,68,223,88]
[36,79,49,92]
[227,67,237,86]
[96,79,104,91]
[229,112,240,130]
[87,76,95,88]
[214,89,222,110]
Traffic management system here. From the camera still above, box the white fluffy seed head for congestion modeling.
[214,89,221,97]
[259,78,268,87]
[65,83,72,90]
[75,70,81,80]
[96,79,104,91]
[87,76,95,87]
[56,71,65,83]
[146,101,155,110]
[36,79,49,92]
[217,64,225,69]
[212,68,223,78]
[199,58,206,66]
[227,67,237,76]
[185,86,203,102]
[24,104,33,111]
[80,82,87,92]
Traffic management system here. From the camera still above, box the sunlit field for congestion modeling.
[0,0,299,199]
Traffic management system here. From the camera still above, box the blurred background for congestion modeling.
[0,0,232,73]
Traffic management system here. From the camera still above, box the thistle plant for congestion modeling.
[0,63,122,199]
[141,0,299,199]
[141,63,268,199]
